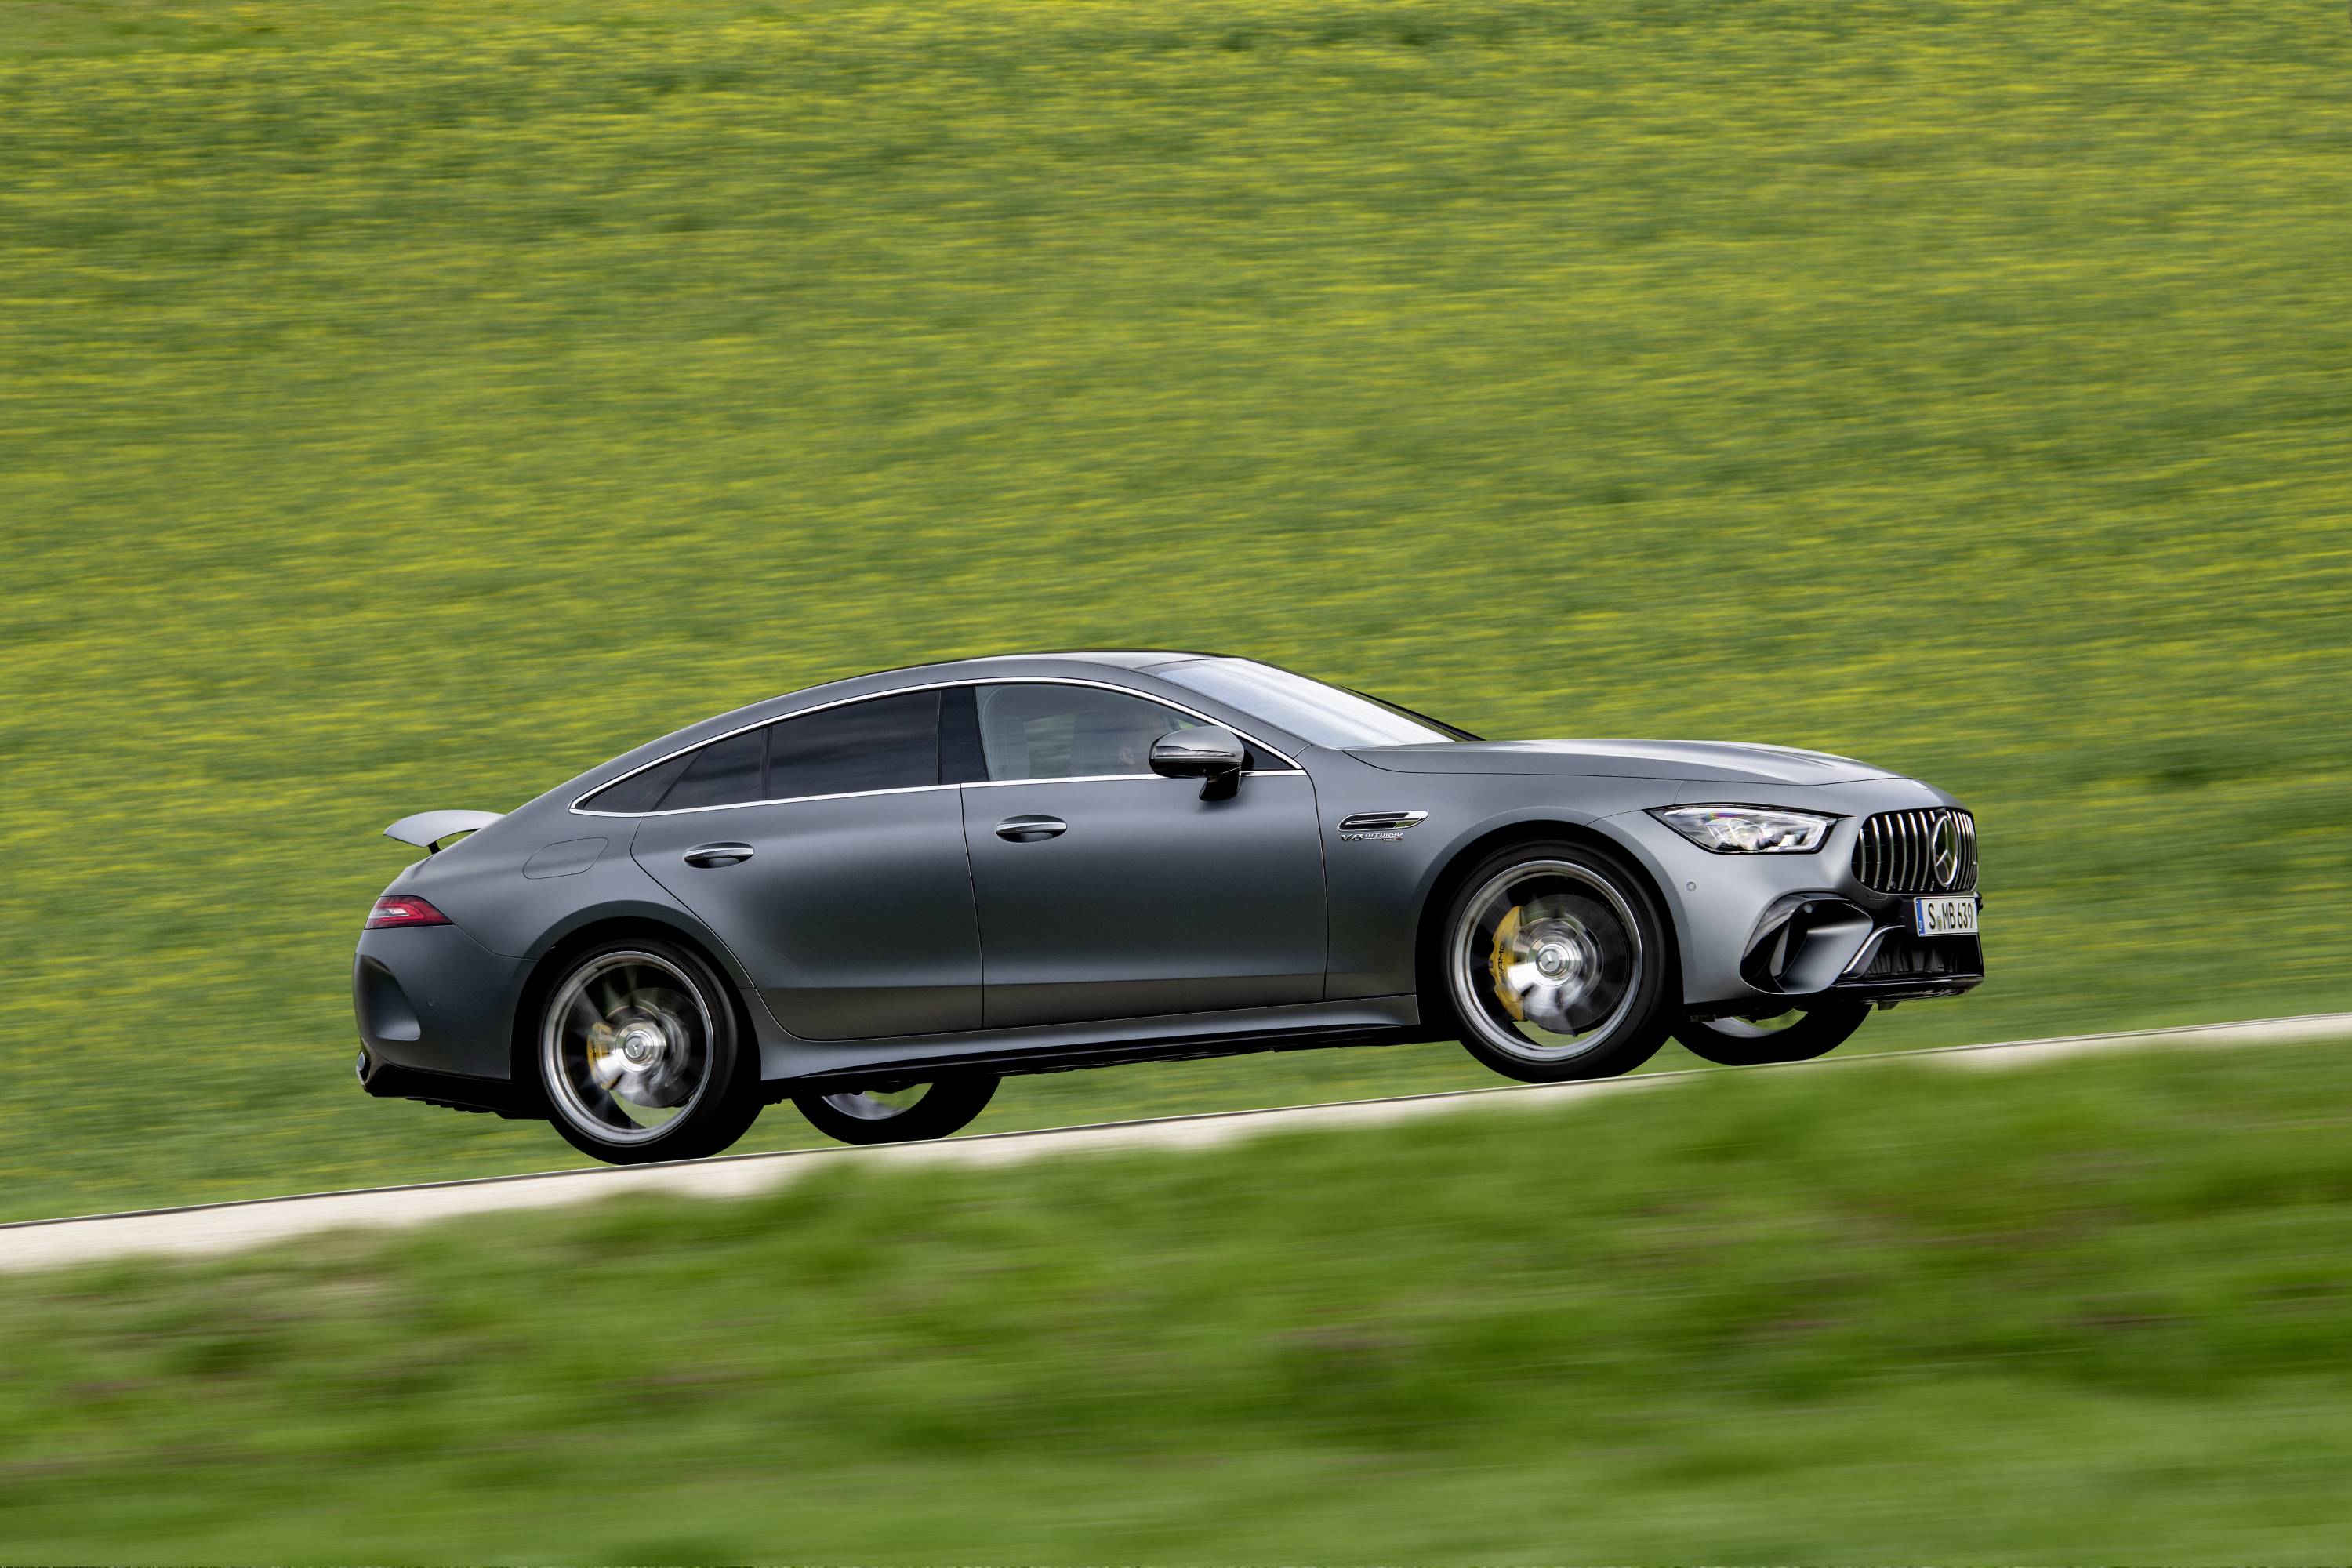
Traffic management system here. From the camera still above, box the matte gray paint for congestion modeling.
[762,993,1422,1085]
[631,788,984,1040]
[1352,739,1890,785]
[353,923,521,1080]
[960,771,1323,1027]
[353,652,1980,1096]
[522,837,606,879]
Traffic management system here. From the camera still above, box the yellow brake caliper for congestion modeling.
[1489,904,1526,1021]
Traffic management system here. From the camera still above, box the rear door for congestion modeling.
[958,681,1326,1029]
[630,689,983,1040]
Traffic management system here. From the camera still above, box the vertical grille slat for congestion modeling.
[1849,808,1978,894]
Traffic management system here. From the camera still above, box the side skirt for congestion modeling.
[759,996,1426,1091]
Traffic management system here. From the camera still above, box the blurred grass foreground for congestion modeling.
[5,1044,2351,1561]
[2,0,2350,1221]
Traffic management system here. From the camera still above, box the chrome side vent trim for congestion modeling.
[1337,810,1428,833]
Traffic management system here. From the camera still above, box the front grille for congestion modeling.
[1848,931,1983,980]
[1852,808,1976,893]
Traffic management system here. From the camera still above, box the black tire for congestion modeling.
[793,1076,999,1145]
[1675,1001,1870,1066]
[1431,838,1675,1084]
[536,937,763,1165]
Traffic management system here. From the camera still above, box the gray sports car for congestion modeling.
[355,653,1982,1163]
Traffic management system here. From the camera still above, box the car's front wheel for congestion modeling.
[793,1077,998,1145]
[1436,840,1675,1083]
[1674,1001,1869,1066]
[538,938,763,1165]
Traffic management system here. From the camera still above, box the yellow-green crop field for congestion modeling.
[2,0,2348,1221]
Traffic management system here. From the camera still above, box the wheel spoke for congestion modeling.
[543,950,717,1145]
[1453,859,1644,1064]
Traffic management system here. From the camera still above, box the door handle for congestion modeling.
[995,816,1068,843]
[682,842,755,867]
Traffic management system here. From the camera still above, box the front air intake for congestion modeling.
[1852,808,1976,894]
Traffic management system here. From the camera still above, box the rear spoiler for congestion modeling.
[384,810,503,852]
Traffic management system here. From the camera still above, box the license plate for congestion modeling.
[1914,895,1979,937]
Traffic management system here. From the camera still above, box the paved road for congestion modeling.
[5,1012,2348,1276]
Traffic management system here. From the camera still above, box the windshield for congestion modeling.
[1156,659,1474,749]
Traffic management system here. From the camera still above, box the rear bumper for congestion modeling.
[352,924,524,1082]
[356,1052,536,1118]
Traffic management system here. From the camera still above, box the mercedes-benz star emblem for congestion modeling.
[1931,811,1962,889]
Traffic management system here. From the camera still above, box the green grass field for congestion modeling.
[3,0,2350,1223]
[3,1044,2349,1562]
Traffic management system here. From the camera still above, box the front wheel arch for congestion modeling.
[1412,819,1683,1023]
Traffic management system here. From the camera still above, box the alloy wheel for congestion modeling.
[1448,858,1645,1064]
[541,949,717,1147]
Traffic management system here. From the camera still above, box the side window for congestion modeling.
[579,750,691,814]
[765,689,941,800]
[656,728,766,811]
[975,684,1199,781]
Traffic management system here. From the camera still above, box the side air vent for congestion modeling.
[1337,811,1428,833]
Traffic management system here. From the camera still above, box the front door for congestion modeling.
[631,690,982,1040]
[958,681,1326,1029]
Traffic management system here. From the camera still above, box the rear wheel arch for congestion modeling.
[510,913,760,1087]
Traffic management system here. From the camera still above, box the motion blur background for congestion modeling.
[2,0,2349,1560]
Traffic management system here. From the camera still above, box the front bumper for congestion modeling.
[1606,789,1986,1018]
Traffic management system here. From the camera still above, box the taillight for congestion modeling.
[367,895,452,930]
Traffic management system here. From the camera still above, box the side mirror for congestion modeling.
[1150,727,1247,800]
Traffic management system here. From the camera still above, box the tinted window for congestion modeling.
[657,728,765,811]
[975,684,1197,781]
[766,689,941,799]
[1156,659,1461,748]
[580,750,692,814]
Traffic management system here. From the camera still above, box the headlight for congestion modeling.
[1650,804,1836,854]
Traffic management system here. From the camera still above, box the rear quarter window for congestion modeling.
[655,728,766,811]
[578,750,691,814]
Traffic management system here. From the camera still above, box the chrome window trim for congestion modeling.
[574,783,962,819]
[963,770,1303,790]
[569,676,1303,818]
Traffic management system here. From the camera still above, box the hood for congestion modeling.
[1347,739,1892,785]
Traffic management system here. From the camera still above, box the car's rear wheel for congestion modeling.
[1436,840,1675,1083]
[1675,1001,1869,1066]
[793,1076,998,1145]
[538,939,762,1165]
